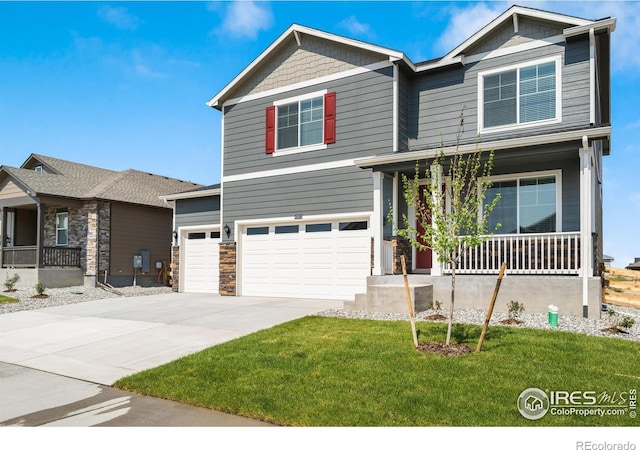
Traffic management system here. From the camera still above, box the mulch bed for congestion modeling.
[601,327,629,334]
[499,318,524,325]
[416,342,473,356]
[3,289,17,293]
[30,294,50,299]
[424,314,447,321]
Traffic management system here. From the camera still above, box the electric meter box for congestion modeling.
[133,255,143,268]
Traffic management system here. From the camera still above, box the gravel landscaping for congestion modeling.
[317,305,640,342]
[1,285,174,314]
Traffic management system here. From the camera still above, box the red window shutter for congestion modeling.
[265,105,276,154]
[324,92,336,144]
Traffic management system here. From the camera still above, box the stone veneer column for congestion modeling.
[170,245,180,292]
[84,201,98,287]
[391,237,412,275]
[219,242,237,296]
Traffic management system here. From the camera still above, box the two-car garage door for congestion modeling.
[240,219,371,300]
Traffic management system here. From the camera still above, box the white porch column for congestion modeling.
[580,140,594,312]
[430,164,443,276]
[372,171,383,276]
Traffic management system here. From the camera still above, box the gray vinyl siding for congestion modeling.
[222,166,373,242]
[223,66,394,177]
[175,196,220,229]
[397,67,410,152]
[408,37,591,150]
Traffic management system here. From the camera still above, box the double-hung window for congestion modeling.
[479,57,561,132]
[266,90,336,155]
[56,211,68,246]
[483,171,561,234]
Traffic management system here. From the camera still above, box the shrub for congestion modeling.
[4,274,20,291]
[507,300,525,320]
[34,281,45,295]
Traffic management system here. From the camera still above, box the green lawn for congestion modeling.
[0,294,18,304]
[114,317,639,426]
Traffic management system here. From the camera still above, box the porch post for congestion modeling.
[580,141,594,316]
[0,207,4,267]
[36,202,43,268]
[431,164,443,276]
[372,171,383,276]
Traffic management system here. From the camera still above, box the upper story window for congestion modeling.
[478,57,561,133]
[34,165,43,173]
[266,90,336,156]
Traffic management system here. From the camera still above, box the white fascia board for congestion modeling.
[159,188,221,201]
[440,5,591,64]
[415,55,463,72]
[354,126,612,168]
[223,159,355,183]
[207,24,413,109]
[563,18,617,38]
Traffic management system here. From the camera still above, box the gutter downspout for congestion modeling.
[589,28,596,125]
[392,63,399,153]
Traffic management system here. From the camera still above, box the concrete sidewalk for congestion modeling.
[0,292,342,385]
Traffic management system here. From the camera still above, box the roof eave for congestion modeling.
[563,18,617,39]
[159,187,221,201]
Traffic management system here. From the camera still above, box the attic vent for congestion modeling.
[35,165,43,173]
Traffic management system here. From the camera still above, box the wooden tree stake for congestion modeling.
[476,262,507,353]
[401,255,419,348]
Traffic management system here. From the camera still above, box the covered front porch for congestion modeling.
[363,137,604,317]
[1,200,85,288]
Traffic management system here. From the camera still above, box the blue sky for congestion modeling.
[1,1,639,267]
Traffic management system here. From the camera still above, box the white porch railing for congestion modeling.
[382,240,394,274]
[445,232,581,275]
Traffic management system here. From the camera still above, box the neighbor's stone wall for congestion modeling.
[219,242,237,296]
[170,245,180,292]
[42,201,111,277]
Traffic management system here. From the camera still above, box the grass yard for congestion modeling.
[114,317,639,426]
[0,294,18,304]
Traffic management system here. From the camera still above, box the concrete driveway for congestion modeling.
[0,292,343,385]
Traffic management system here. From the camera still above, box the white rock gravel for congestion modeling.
[1,285,174,314]
[317,305,640,343]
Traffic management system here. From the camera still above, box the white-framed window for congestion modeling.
[56,211,69,246]
[478,56,561,133]
[482,170,562,234]
[269,90,331,156]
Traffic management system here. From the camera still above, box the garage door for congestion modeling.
[240,220,370,300]
[182,230,220,293]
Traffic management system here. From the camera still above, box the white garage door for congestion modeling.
[240,220,370,300]
[183,230,220,293]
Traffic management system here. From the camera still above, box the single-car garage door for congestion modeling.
[240,220,370,300]
[182,230,220,293]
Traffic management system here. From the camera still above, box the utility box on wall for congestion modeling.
[141,249,150,273]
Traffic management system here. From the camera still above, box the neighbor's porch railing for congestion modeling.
[444,232,581,275]
[1,246,82,268]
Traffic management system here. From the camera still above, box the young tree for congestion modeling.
[394,120,501,346]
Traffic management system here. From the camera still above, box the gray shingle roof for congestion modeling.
[2,154,203,208]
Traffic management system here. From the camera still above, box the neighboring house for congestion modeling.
[0,154,202,288]
[626,258,640,271]
[603,254,614,267]
[198,5,613,318]
[160,185,221,293]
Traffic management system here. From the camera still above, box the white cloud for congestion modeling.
[131,49,168,79]
[216,1,273,40]
[97,5,141,31]
[338,16,376,39]
[434,2,509,54]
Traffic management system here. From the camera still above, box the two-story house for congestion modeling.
[197,5,614,318]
